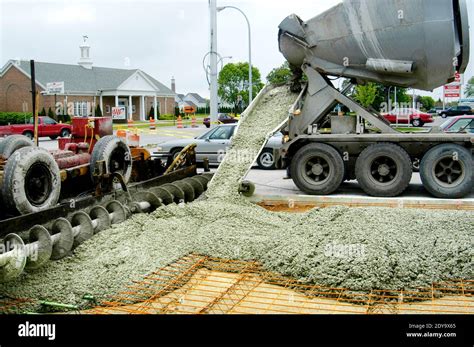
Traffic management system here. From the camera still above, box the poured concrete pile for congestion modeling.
[0,85,472,309]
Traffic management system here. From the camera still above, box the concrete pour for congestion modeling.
[0,85,472,309]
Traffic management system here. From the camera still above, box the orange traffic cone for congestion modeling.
[177,116,183,129]
[191,115,198,128]
[149,117,156,130]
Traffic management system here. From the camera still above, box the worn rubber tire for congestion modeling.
[291,143,345,195]
[257,148,276,170]
[420,144,473,199]
[0,135,33,159]
[90,135,132,184]
[355,143,412,197]
[2,146,61,215]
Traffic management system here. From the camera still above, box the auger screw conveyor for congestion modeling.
[277,0,473,198]
[0,115,214,282]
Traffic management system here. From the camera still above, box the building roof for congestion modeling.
[183,100,197,108]
[1,60,175,96]
[186,93,207,104]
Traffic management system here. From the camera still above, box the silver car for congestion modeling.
[155,124,283,169]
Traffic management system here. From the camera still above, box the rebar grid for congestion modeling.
[86,255,474,315]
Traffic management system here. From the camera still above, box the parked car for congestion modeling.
[458,98,474,109]
[440,116,474,134]
[155,124,283,169]
[203,113,238,128]
[439,105,473,118]
[0,116,71,140]
[427,107,443,115]
[382,108,434,127]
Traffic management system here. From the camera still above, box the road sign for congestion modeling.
[444,84,460,91]
[46,81,64,94]
[454,72,461,83]
[445,92,460,98]
[112,107,126,120]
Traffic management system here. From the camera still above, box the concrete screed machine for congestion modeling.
[276,0,473,198]
[0,116,212,282]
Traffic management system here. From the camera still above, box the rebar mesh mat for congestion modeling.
[83,254,473,315]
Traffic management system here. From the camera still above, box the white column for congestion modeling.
[115,95,119,107]
[154,96,157,120]
[128,95,133,120]
[140,95,145,121]
[100,95,103,113]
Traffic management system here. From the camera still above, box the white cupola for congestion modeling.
[78,35,93,69]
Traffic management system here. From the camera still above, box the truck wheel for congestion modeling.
[90,135,132,184]
[23,131,34,140]
[2,147,61,215]
[420,144,473,199]
[257,149,276,170]
[291,143,344,195]
[0,135,33,160]
[355,143,412,197]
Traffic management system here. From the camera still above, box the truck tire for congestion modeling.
[355,143,412,197]
[60,129,70,138]
[0,135,33,160]
[291,143,344,195]
[257,148,276,170]
[2,146,61,215]
[22,131,34,140]
[420,144,473,199]
[90,135,132,184]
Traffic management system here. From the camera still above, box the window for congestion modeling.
[209,126,234,140]
[74,101,90,117]
[43,117,57,125]
[106,105,111,114]
[447,119,474,133]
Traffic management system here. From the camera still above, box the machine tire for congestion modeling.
[90,135,132,184]
[2,146,61,215]
[355,143,412,197]
[291,143,344,195]
[50,136,58,140]
[420,144,473,199]
[0,135,33,159]
[257,148,276,170]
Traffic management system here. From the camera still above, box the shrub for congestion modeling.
[159,114,176,121]
[0,112,32,125]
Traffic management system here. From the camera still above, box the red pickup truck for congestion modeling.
[0,116,71,140]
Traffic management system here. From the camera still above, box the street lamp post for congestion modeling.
[217,5,253,106]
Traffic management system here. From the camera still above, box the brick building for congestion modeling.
[0,38,175,122]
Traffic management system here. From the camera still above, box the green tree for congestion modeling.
[418,96,435,111]
[465,76,474,97]
[354,83,377,108]
[218,62,264,108]
[266,62,292,85]
[148,106,155,120]
[95,104,103,117]
[47,107,56,120]
[38,107,46,117]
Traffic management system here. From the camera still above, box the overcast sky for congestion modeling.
[1,0,473,100]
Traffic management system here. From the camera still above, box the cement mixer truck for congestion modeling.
[277,0,473,198]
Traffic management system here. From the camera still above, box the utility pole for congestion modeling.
[209,0,219,126]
